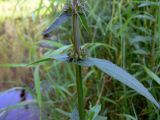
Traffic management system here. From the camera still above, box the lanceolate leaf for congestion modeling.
[51,54,69,62]
[33,67,42,111]
[77,58,160,109]
[43,12,71,35]
[143,66,160,85]
[28,54,70,66]
[28,55,160,108]
[0,63,27,67]
[76,58,95,67]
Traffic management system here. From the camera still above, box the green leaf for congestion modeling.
[44,45,72,56]
[78,14,91,34]
[138,2,160,7]
[70,107,79,120]
[43,12,71,35]
[28,58,53,66]
[89,105,101,120]
[76,58,95,67]
[133,14,155,21]
[55,108,70,117]
[33,66,42,119]
[29,56,160,108]
[28,54,70,66]
[51,54,69,62]
[132,49,149,55]
[130,35,151,45]
[0,63,27,67]
[39,40,64,49]
[82,43,116,51]
[143,66,160,85]
[77,58,160,109]
[118,114,137,120]
[94,116,107,120]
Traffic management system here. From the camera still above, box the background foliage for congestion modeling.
[0,0,160,119]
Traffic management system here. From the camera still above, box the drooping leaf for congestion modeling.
[27,55,160,108]
[90,58,160,109]
[76,58,160,109]
[143,66,160,85]
[43,12,71,35]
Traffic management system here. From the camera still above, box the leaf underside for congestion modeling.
[86,58,160,109]
[43,12,71,35]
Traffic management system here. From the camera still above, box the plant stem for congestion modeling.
[72,0,84,120]
[76,65,84,120]
[72,13,81,56]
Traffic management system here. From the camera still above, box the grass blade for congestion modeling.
[143,66,160,85]
[33,66,42,120]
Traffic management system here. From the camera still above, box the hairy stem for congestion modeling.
[72,0,84,120]
[75,65,84,120]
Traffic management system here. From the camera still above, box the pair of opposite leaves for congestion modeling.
[41,11,160,109]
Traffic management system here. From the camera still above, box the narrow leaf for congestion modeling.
[51,54,70,62]
[138,2,160,7]
[76,58,95,67]
[28,54,70,66]
[43,12,71,35]
[33,66,42,118]
[0,63,27,67]
[133,14,155,21]
[143,66,160,85]
[90,58,160,109]
[78,14,91,34]
[28,58,52,66]
[77,58,160,109]
[118,114,137,120]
